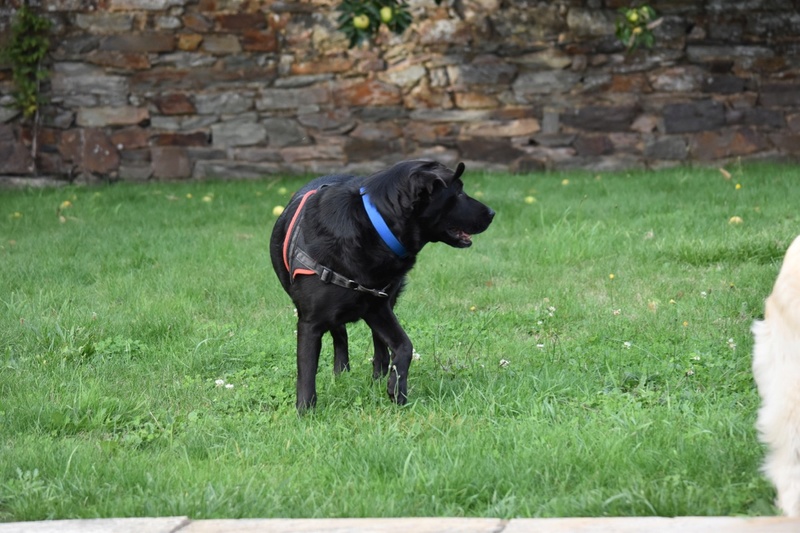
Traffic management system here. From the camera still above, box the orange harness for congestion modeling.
[281,188,391,298]
[282,188,318,280]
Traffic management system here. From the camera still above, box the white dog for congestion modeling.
[752,235,800,517]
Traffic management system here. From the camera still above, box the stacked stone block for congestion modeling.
[0,0,799,182]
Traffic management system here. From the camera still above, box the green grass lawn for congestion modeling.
[1,163,797,520]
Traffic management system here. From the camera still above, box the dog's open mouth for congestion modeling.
[449,228,473,247]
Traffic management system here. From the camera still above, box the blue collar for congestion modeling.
[360,187,408,258]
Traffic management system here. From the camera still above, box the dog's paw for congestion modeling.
[295,393,317,413]
[388,389,408,405]
[387,370,408,405]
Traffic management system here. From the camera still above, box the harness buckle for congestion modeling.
[345,279,359,290]
[320,268,332,283]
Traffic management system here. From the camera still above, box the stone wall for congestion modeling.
[1,0,800,183]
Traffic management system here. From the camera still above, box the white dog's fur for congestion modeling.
[752,235,800,517]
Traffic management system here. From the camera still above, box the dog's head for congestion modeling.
[416,161,494,248]
[367,160,494,249]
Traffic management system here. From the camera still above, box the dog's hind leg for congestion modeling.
[330,324,350,374]
[371,331,391,380]
[296,320,324,411]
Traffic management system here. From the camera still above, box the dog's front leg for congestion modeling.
[364,306,413,405]
[296,320,324,411]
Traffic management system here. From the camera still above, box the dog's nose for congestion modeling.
[487,208,496,219]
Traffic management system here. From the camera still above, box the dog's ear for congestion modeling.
[453,162,465,180]
[383,160,463,213]
[413,161,464,196]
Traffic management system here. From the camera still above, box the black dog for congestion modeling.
[269,160,494,410]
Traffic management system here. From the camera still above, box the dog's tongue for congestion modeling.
[458,230,472,243]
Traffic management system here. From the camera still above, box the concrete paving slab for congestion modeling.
[503,516,798,532]
[180,517,506,533]
[0,516,189,533]
[1,516,798,533]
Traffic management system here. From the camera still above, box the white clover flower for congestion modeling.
[613,309,621,316]
[412,349,421,361]
[536,343,545,349]
[215,379,225,387]
[701,291,708,298]
[623,341,632,349]
[727,338,737,350]
[499,359,510,368]
[225,383,234,389]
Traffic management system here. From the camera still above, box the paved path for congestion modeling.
[0,516,798,533]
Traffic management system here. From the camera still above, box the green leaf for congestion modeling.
[2,4,50,118]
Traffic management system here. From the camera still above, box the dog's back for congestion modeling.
[269,173,358,292]
[753,235,800,517]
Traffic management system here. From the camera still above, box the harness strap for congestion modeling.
[294,249,391,299]
[282,187,391,299]
[283,189,317,276]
